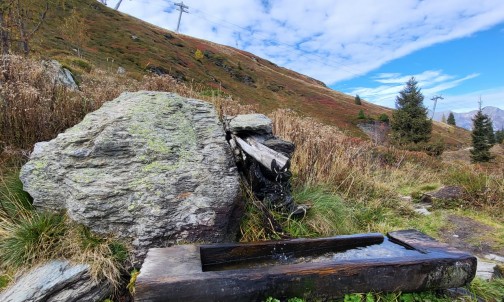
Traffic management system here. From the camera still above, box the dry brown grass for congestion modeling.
[0,55,252,154]
[270,109,440,199]
[270,109,503,220]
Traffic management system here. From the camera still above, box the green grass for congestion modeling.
[0,167,129,291]
[0,211,66,268]
[264,279,504,302]
[0,171,33,217]
[291,187,359,236]
[467,278,504,302]
[0,274,10,290]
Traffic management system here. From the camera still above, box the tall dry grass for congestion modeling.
[0,55,253,153]
[270,109,503,219]
[270,109,439,199]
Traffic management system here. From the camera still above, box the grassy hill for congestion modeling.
[1,1,504,300]
[28,0,470,147]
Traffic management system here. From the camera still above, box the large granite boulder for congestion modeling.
[0,260,109,302]
[20,91,242,258]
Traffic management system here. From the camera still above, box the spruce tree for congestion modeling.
[470,109,493,162]
[484,117,495,146]
[391,77,432,144]
[447,112,456,126]
[495,128,504,144]
[355,95,362,105]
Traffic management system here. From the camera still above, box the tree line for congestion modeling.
[385,77,500,162]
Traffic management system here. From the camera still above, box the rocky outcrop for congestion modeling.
[0,260,109,302]
[20,91,242,259]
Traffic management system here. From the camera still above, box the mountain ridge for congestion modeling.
[432,106,504,131]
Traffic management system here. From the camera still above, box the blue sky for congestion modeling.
[338,25,504,112]
[104,0,504,112]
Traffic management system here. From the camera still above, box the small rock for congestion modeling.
[262,138,295,157]
[412,202,432,216]
[421,186,465,204]
[399,195,412,202]
[476,258,498,280]
[227,114,272,135]
[484,253,504,263]
[0,260,110,302]
[42,60,78,90]
[117,66,126,74]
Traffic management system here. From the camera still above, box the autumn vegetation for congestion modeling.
[0,0,503,301]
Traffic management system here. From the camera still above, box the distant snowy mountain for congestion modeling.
[432,106,504,131]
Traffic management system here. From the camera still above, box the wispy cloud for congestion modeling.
[440,88,504,112]
[104,0,504,85]
[347,70,480,108]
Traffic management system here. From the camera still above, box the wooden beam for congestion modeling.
[234,135,290,172]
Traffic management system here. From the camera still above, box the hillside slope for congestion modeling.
[30,0,470,146]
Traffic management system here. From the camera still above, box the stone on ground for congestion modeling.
[0,260,109,302]
[20,91,242,259]
[421,186,464,204]
[228,114,272,135]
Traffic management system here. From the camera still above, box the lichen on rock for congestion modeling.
[20,91,243,259]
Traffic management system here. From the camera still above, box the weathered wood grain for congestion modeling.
[234,135,290,172]
[135,230,477,302]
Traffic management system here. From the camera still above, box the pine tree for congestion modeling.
[447,112,456,126]
[495,128,504,144]
[485,118,495,146]
[470,109,493,162]
[355,95,362,105]
[357,109,365,119]
[391,77,432,144]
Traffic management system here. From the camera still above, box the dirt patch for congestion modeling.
[439,215,504,257]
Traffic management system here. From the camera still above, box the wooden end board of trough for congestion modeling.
[135,230,476,302]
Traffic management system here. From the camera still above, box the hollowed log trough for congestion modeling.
[135,230,476,301]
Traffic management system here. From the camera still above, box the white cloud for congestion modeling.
[347,70,480,108]
[102,0,504,85]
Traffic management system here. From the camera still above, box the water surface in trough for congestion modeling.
[208,238,424,271]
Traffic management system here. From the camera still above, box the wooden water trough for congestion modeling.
[135,230,476,301]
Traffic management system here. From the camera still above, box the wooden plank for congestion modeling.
[200,233,384,271]
[234,135,290,172]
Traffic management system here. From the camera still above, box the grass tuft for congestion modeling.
[0,169,129,291]
[0,212,66,268]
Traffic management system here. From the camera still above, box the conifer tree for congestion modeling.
[495,128,504,144]
[447,112,456,126]
[391,77,432,144]
[354,95,362,105]
[441,114,446,123]
[470,109,493,162]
